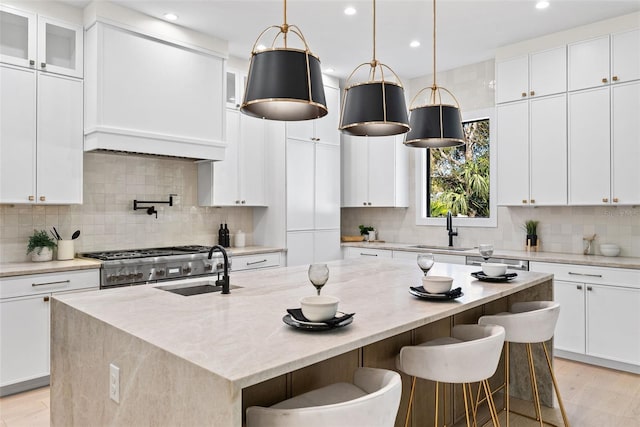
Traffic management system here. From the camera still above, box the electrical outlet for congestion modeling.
[109,363,120,403]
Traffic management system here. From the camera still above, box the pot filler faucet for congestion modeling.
[446,211,458,247]
[208,245,230,294]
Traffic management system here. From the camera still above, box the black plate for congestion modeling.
[409,286,463,300]
[471,271,518,282]
[283,313,354,331]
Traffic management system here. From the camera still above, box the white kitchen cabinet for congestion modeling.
[286,231,314,267]
[530,262,640,373]
[313,229,342,263]
[314,143,341,230]
[0,269,99,396]
[198,109,267,206]
[286,84,340,145]
[231,252,282,271]
[392,250,466,265]
[569,30,640,92]
[0,64,82,204]
[341,134,409,207]
[496,46,566,104]
[611,81,640,205]
[226,69,247,109]
[0,5,82,78]
[497,94,567,206]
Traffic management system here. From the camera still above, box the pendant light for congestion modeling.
[240,0,327,121]
[404,0,465,148]
[339,0,409,137]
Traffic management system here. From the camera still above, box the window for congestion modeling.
[416,108,496,227]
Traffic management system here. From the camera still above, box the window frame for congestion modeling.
[415,107,497,228]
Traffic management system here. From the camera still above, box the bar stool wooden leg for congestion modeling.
[435,381,440,427]
[526,343,544,426]
[542,343,571,427]
[505,342,510,427]
[468,383,478,427]
[483,380,501,427]
[463,383,472,427]
[405,376,417,427]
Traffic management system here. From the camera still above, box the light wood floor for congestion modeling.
[1,358,638,427]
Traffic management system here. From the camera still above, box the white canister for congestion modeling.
[235,230,246,248]
[57,240,75,260]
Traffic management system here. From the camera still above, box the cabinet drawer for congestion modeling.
[0,269,100,299]
[530,262,639,288]
[232,252,281,271]
[344,247,393,259]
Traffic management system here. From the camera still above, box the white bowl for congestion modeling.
[599,244,620,257]
[300,295,339,322]
[422,276,453,294]
[481,263,508,277]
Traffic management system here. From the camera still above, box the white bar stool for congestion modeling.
[246,367,401,427]
[478,301,570,427]
[396,324,506,427]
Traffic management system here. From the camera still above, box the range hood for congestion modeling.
[83,18,228,161]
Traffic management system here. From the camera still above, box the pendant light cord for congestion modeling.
[282,0,289,46]
[373,0,377,63]
[432,0,437,89]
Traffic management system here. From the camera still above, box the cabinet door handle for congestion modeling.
[521,92,527,98]
[246,259,267,265]
[530,199,535,204]
[602,77,608,83]
[576,285,583,290]
[28,195,35,201]
[530,90,535,96]
[360,253,378,257]
[602,198,608,203]
[44,296,50,302]
[32,279,70,287]
[522,199,528,204]
[613,198,619,203]
[40,196,46,202]
[587,286,593,291]
[612,76,619,82]
[41,62,46,68]
[568,272,602,278]
[29,59,35,66]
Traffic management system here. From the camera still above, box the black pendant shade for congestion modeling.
[241,49,327,121]
[404,104,465,148]
[340,82,410,137]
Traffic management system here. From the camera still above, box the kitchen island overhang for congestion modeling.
[51,258,555,426]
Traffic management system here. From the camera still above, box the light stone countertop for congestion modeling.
[342,242,640,270]
[0,246,285,278]
[53,257,552,389]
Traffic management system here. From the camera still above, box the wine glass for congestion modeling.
[479,244,494,261]
[308,264,329,295]
[417,254,435,276]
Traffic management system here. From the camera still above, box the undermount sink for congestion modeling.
[410,245,473,252]
[156,281,241,296]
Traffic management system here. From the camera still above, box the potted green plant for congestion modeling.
[27,229,57,262]
[359,225,375,241]
[523,220,539,248]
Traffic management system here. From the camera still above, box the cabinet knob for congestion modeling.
[521,92,527,98]
[530,90,535,96]
[602,198,608,203]
[367,202,372,206]
[235,200,240,204]
[577,285,582,290]
[44,296,50,302]
[613,197,619,203]
[612,76,619,82]
[530,199,535,204]
[241,200,246,204]
[28,195,35,201]
[41,62,46,68]
[363,202,367,206]
[587,286,593,291]
[39,196,46,202]
[602,77,608,83]
[29,59,35,66]
[522,199,528,204]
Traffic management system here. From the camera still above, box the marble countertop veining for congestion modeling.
[342,242,640,270]
[53,258,551,389]
[0,246,285,278]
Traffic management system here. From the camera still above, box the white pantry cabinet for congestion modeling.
[0,5,82,78]
[286,85,340,145]
[568,29,640,92]
[0,64,83,204]
[341,134,409,207]
[198,109,270,206]
[495,46,566,104]
[530,262,640,373]
[0,269,99,396]
[611,81,640,205]
[497,94,567,206]
[287,230,342,266]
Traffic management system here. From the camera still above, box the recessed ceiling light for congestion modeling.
[535,1,550,9]
[344,6,356,16]
[324,68,335,73]
[256,44,267,51]
[163,13,178,21]
[410,40,421,48]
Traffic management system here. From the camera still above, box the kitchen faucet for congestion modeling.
[208,245,230,294]
[446,211,458,247]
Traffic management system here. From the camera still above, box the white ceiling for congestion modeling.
[70,0,640,80]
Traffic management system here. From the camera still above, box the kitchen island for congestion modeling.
[51,258,554,426]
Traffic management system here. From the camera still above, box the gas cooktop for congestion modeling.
[82,245,212,261]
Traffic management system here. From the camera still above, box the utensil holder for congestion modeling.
[57,240,75,260]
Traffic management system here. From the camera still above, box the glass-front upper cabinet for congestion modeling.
[0,5,36,69]
[0,6,82,78]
